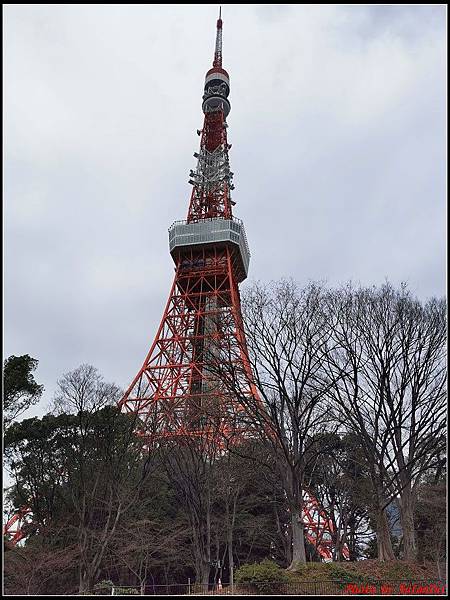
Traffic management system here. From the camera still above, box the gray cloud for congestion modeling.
[4,5,446,417]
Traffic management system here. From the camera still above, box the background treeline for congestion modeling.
[3,281,446,595]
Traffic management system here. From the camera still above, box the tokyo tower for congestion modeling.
[119,10,259,444]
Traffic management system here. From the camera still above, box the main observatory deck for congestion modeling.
[168,217,250,281]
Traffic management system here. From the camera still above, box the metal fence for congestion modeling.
[86,579,447,596]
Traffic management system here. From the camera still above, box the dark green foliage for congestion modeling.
[415,480,446,564]
[327,564,378,588]
[235,560,289,593]
[304,432,373,561]
[4,407,141,527]
[213,443,289,569]
[3,354,44,427]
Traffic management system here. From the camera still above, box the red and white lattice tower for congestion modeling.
[119,10,258,444]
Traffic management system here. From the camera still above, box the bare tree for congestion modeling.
[210,448,256,585]
[305,433,372,561]
[108,517,188,593]
[3,517,80,595]
[387,293,447,560]
[157,433,220,586]
[51,363,121,414]
[323,284,447,561]
[212,280,335,567]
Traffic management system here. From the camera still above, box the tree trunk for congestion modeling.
[398,486,417,561]
[192,528,210,586]
[228,525,234,586]
[200,561,210,587]
[288,507,306,568]
[226,499,234,586]
[376,508,395,561]
[79,567,94,594]
[79,571,88,594]
[334,530,347,562]
[191,484,211,587]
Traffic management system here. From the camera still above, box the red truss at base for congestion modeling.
[3,506,33,546]
[303,491,350,561]
[119,245,259,445]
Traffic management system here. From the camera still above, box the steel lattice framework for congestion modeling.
[3,506,32,546]
[303,491,350,561]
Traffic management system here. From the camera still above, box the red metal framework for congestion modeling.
[3,506,32,546]
[119,244,258,444]
[303,491,350,561]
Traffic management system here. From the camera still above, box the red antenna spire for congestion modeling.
[187,6,232,221]
[213,7,223,68]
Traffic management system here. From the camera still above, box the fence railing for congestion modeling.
[84,579,447,596]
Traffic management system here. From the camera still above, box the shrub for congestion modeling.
[92,580,139,595]
[327,564,378,591]
[235,560,289,593]
[93,580,114,595]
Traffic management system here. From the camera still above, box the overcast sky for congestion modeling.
[4,4,447,418]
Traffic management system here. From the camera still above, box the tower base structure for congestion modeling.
[119,230,258,447]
